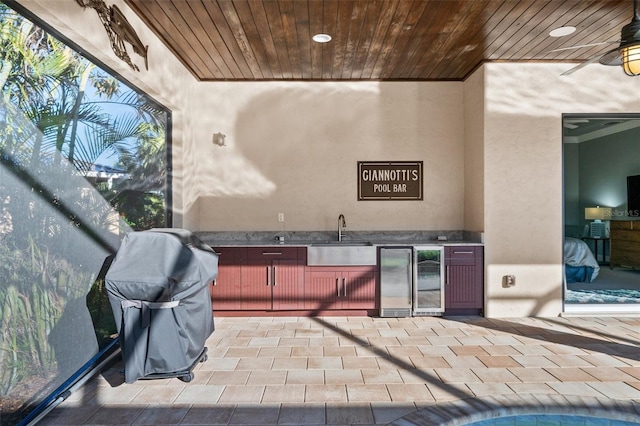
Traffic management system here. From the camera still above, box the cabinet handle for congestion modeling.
[262,252,282,255]
[446,266,450,285]
[336,278,340,297]
[453,251,474,254]
[266,266,270,286]
[273,265,277,286]
[212,279,216,286]
[343,277,347,297]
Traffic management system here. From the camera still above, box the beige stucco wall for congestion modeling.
[186,82,465,232]
[463,67,485,234]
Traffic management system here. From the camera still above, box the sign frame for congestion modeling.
[357,161,423,201]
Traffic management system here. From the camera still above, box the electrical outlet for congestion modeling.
[278,213,284,222]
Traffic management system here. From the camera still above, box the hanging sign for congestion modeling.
[357,161,423,201]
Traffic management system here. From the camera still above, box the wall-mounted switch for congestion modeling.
[278,213,284,222]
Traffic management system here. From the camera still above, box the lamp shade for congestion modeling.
[585,207,612,221]
[622,43,640,75]
[619,4,640,76]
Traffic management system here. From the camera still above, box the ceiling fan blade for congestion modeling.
[547,41,619,54]
[560,55,604,76]
[560,45,623,76]
[599,47,622,66]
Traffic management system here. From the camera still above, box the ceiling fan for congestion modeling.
[553,0,640,76]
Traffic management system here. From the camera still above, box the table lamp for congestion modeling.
[585,206,611,238]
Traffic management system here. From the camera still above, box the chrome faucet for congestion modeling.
[338,214,346,241]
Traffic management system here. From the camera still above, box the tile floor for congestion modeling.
[41,316,640,425]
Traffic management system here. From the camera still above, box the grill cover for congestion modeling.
[105,229,218,383]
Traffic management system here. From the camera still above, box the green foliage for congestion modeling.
[86,277,117,347]
[417,250,441,263]
[0,236,93,396]
[0,2,168,418]
[111,190,165,231]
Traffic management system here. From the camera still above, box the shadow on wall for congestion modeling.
[187,84,385,228]
[234,85,380,181]
[192,84,382,202]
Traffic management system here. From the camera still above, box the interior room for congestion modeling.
[563,114,640,310]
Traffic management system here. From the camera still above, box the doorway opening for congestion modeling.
[563,114,640,313]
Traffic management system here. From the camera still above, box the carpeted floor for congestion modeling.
[566,267,640,304]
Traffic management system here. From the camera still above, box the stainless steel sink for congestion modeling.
[307,243,377,266]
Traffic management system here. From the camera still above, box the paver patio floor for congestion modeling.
[42,316,640,425]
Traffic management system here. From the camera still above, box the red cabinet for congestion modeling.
[305,266,376,311]
[210,245,381,315]
[210,247,243,310]
[304,268,340,310]
[240,253,272,310]
[271,259,306,310]
[444,246,484,315]
[241,247,306,311]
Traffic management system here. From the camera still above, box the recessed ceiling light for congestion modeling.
[549,26,576,37]
[312,33,332,43]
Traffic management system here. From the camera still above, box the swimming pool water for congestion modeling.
[466,413,640,426]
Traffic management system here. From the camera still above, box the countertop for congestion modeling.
[209,240,483,247]
[196,230,484,248]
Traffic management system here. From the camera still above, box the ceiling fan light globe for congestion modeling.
[622,44,640,75]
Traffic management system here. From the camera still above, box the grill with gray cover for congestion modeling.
[105,229,218,383]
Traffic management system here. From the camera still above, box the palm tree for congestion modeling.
[0,4,168,408]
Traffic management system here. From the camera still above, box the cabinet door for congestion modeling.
[242,247,304,311]
[305,266,376,310]
[445,247,483,310]
[210,247,243,310]
[241,256,273,310]
[343,267,376,309]
[305,268,342,310]
[272,259,305,310]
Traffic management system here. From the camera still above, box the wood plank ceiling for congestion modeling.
[125,0,633,81]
